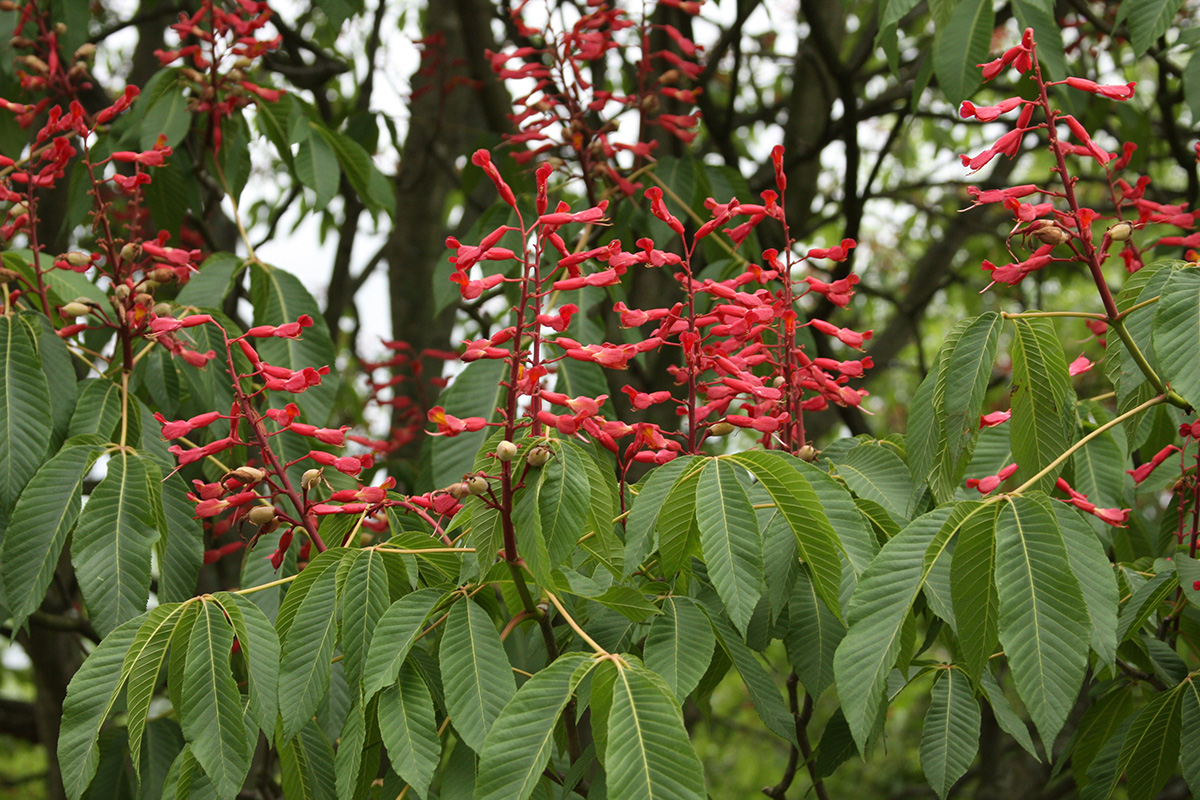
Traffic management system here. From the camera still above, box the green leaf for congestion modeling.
[708,608,797,745]
[140,73,190,149]
[1010,318,1075,493]
[67,378,122,442]
[995,495,1089,747]
[125,603,187,777]
[785,568,845,699]
[278,562,340,741]
[156,473,204,603]
[624,456,697,574]
[656,463,702,577]
[539,440,592,566]
[59,613,145,800]
[215,592,280,736]
[1088,685,1183,800]
[0,315,51,514]
[249,262,339,424]
[312,123,394,215]
[1121,0,1185,56]
[1185,48,1200,119]
[475,653,592,800]
[950,504,999,680]
[72,452,160,635]
[278,722,337,800]
[593,585,661,623]
[695,459,763,635]
[834,505,962,749]
[979,673,1038,759]
[1153,266,1200,410]
[835,443,916,523]
[176,252,245,308]
[932,0,993,104]
[378,662,441,798]
[605,665,707,800]
[1116,571,1177,642]
[1074,687,1136,790]
[1051,505,1119,668]
[1012,0,1066,80]
[274,547,346,643]
[440,599,517,753]
[180,601,251,800]
[644,597,715,701]
[363,587,443,699]
[920,669,980,800]
[294,124,340,208]
[943,312,1002,469]
[1,443,102,628]
[1181,679,1200,797]
[333,696,369,799]
[340,548,390,688]
[22,311,77,450]
[794,460,879,574]
[729,451,845,620]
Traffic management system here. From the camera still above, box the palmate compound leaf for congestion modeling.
[180,600,252,799]
[1083,683,1184,800]
[834,504,966,750]
[474,653,594,800]
[440,598,516,754]
[694,458,763,636]
[605,663,707,800]
[920,668,980,800]
[995,494,1090,748]
[59,614,146,800]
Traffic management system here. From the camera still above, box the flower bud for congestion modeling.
[526,445,552,467]
[234,56,254,69]
[22,55,49,75]
[113,284,131,299]
[150,267,175,283]
[709,421,735,437]
[797,445,818,462]
[229,466,266,484]
[153,302,173,317]
[62,251,91,267]
[495,440,519,461]
[466,475,490,495]
[1030,221,1069,246]
[301,468,323,490]
[247,505,276,526]
[1108,221,1134,241]
[447,481,471,499]
[74,43,96,62]
[53,22,67,35]
[120,242,142,261]
[0,2,19,12]
[60,301,91,317]
[8,202,28,217]
[134,292,154,305]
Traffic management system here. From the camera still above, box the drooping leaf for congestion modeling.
[1,443,103,628]
[0,315,51,515]
[995,494,1089,747]
[708,608,797,745]
[278,562,341,741]
[428,359,507,489]
[125,603,187,777]
[729,451,844,620]
[363,587,443,699]
[59,614,145,800]
[949,504,999,680]
[180,601,252,800]
[340,548,391,688]
[932,0,993,104]
[624,456,698,575]
[941,312,1002,474]
[1181,678,1200,797]
[1118,0,1185,56]
[72,452,160,635]
[605,665,707,800]
[156,473,204,604]
[1009,318,1075,493]
[1053,505,1119,666]
[1153,266,1200,410]
[475,653,593,800]
[644,596,715,702]
[695,459,763,635]
[378,662,441,798]
[834,505,962,749]
[440,598,516,753]
[920,668,980,800]
[835,443,916,523]
[215,592,280,737]
[785,567,844,700]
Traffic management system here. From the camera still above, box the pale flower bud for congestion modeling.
[229,466,266,484]
[60,302,91,317]
[797,445,818,462]
[302,468,323,490]
[495,440,519,461]
[64,251,91,267]
[247,505,276,526]
[466,475,489,495]
[709,422,735,437]
[526,446,552,467]
[1108,221,1134,241]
